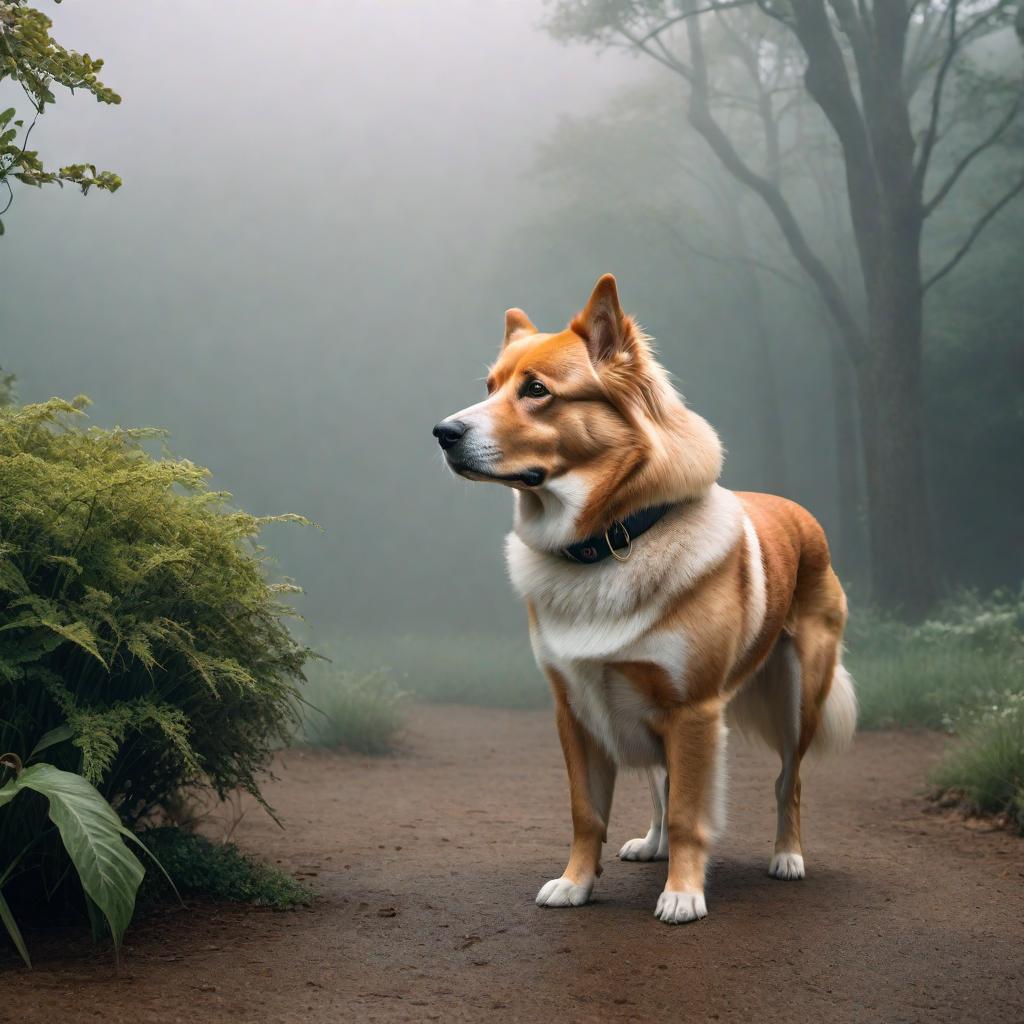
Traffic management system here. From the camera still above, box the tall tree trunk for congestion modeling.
[678,0,938,613]
[857,220,936,614]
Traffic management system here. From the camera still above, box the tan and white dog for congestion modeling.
[432,274,856,924]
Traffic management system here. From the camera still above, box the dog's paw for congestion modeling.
[535,876,592,908]
[618,832,668,861]
[654,889,707,925]
[768,852,805,880]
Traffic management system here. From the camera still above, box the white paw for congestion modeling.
[654,889,707,925]
[618,832,668,862]
[769,852,805,880]
[535,876,592,908]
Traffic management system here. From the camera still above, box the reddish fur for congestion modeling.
[451,276,851,915]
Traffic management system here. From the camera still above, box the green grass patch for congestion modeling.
[297,669,406,754]
[931,694,1024,832]
[846,589,1024,832]
[138,827,311,909]
[846,591,1023,731]
[848,643,1020,730]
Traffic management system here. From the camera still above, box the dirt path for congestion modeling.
[3,705,1022,1024]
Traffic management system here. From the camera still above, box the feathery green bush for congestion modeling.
[0,397,313,921]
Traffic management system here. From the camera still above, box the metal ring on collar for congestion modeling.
[604,521,632,561]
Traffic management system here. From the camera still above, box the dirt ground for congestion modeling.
[2,704,1022,1024]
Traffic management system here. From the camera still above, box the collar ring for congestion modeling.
[605,521,632,562]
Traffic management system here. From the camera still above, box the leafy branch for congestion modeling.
[0,0,122,234]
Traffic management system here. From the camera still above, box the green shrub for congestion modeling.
[0,398,313,918]
[298,669,405,754]
[138,827,310,909]
[931,693,1024,832]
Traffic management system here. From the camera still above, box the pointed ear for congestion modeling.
[503,308,536,347]
[573,274,627,363]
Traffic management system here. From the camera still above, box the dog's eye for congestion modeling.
[522,380,549,399]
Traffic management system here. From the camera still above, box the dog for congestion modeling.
[432,274,856,924]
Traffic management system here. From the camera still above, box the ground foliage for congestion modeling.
[138,827,311,910]
[298,668,406,755]
[849,589,1024,731]
[0,397,314,917]
[850,588,1024,830]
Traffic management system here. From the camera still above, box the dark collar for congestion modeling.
[561,503,673,565]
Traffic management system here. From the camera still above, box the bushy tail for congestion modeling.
[811,662,858,755]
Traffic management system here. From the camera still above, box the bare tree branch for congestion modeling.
[923,171,1024,290]
[923,89,1023,216]
[633,0,753,46]
[829,0,874,87]
[680,1,867,361]
[904,0,954,98]
[612,22,694,80]
[786,0,882,279]
[914,0,960,187]
[914,0,1016,185]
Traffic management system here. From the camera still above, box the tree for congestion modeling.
[548,0,1024,614]
[0,0,121,235]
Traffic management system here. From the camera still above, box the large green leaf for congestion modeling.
[0,764,145,957]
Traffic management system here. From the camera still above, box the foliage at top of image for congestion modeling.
[0,0,122,235]
[0,397,314,916]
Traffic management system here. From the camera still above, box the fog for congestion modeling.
[3,0,1022,646]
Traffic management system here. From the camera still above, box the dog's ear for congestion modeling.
[503,308,536,347]
[573,274,628,363]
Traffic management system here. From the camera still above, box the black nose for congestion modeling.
[433,419,467,451]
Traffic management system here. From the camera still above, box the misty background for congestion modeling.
[2,0,1021,656]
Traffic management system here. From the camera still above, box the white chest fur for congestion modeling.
[505,485,744,766]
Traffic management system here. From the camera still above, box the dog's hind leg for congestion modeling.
[770,567,852,880]
[768,636,806,880]
[618,766,669,861]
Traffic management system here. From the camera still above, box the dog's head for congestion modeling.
[433,275,722,548]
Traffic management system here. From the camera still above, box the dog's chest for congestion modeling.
[504,492,745,766]
[528,607,687,767]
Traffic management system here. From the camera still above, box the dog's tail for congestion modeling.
[811,661,858,755]
[728,642,857,756]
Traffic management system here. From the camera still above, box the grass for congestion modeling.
[846,592,1023,731]
[297,668,407,754]
[931,694,1024,830]
[309,630,549,710]
[847,642,1020,731]
[846,590,1024,831]
[308,592,1023,831]
[138,827,311,909]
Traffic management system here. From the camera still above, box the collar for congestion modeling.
[561,503,673,565]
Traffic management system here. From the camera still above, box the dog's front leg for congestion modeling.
[654,697,727,924]
[536,679,616,908]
